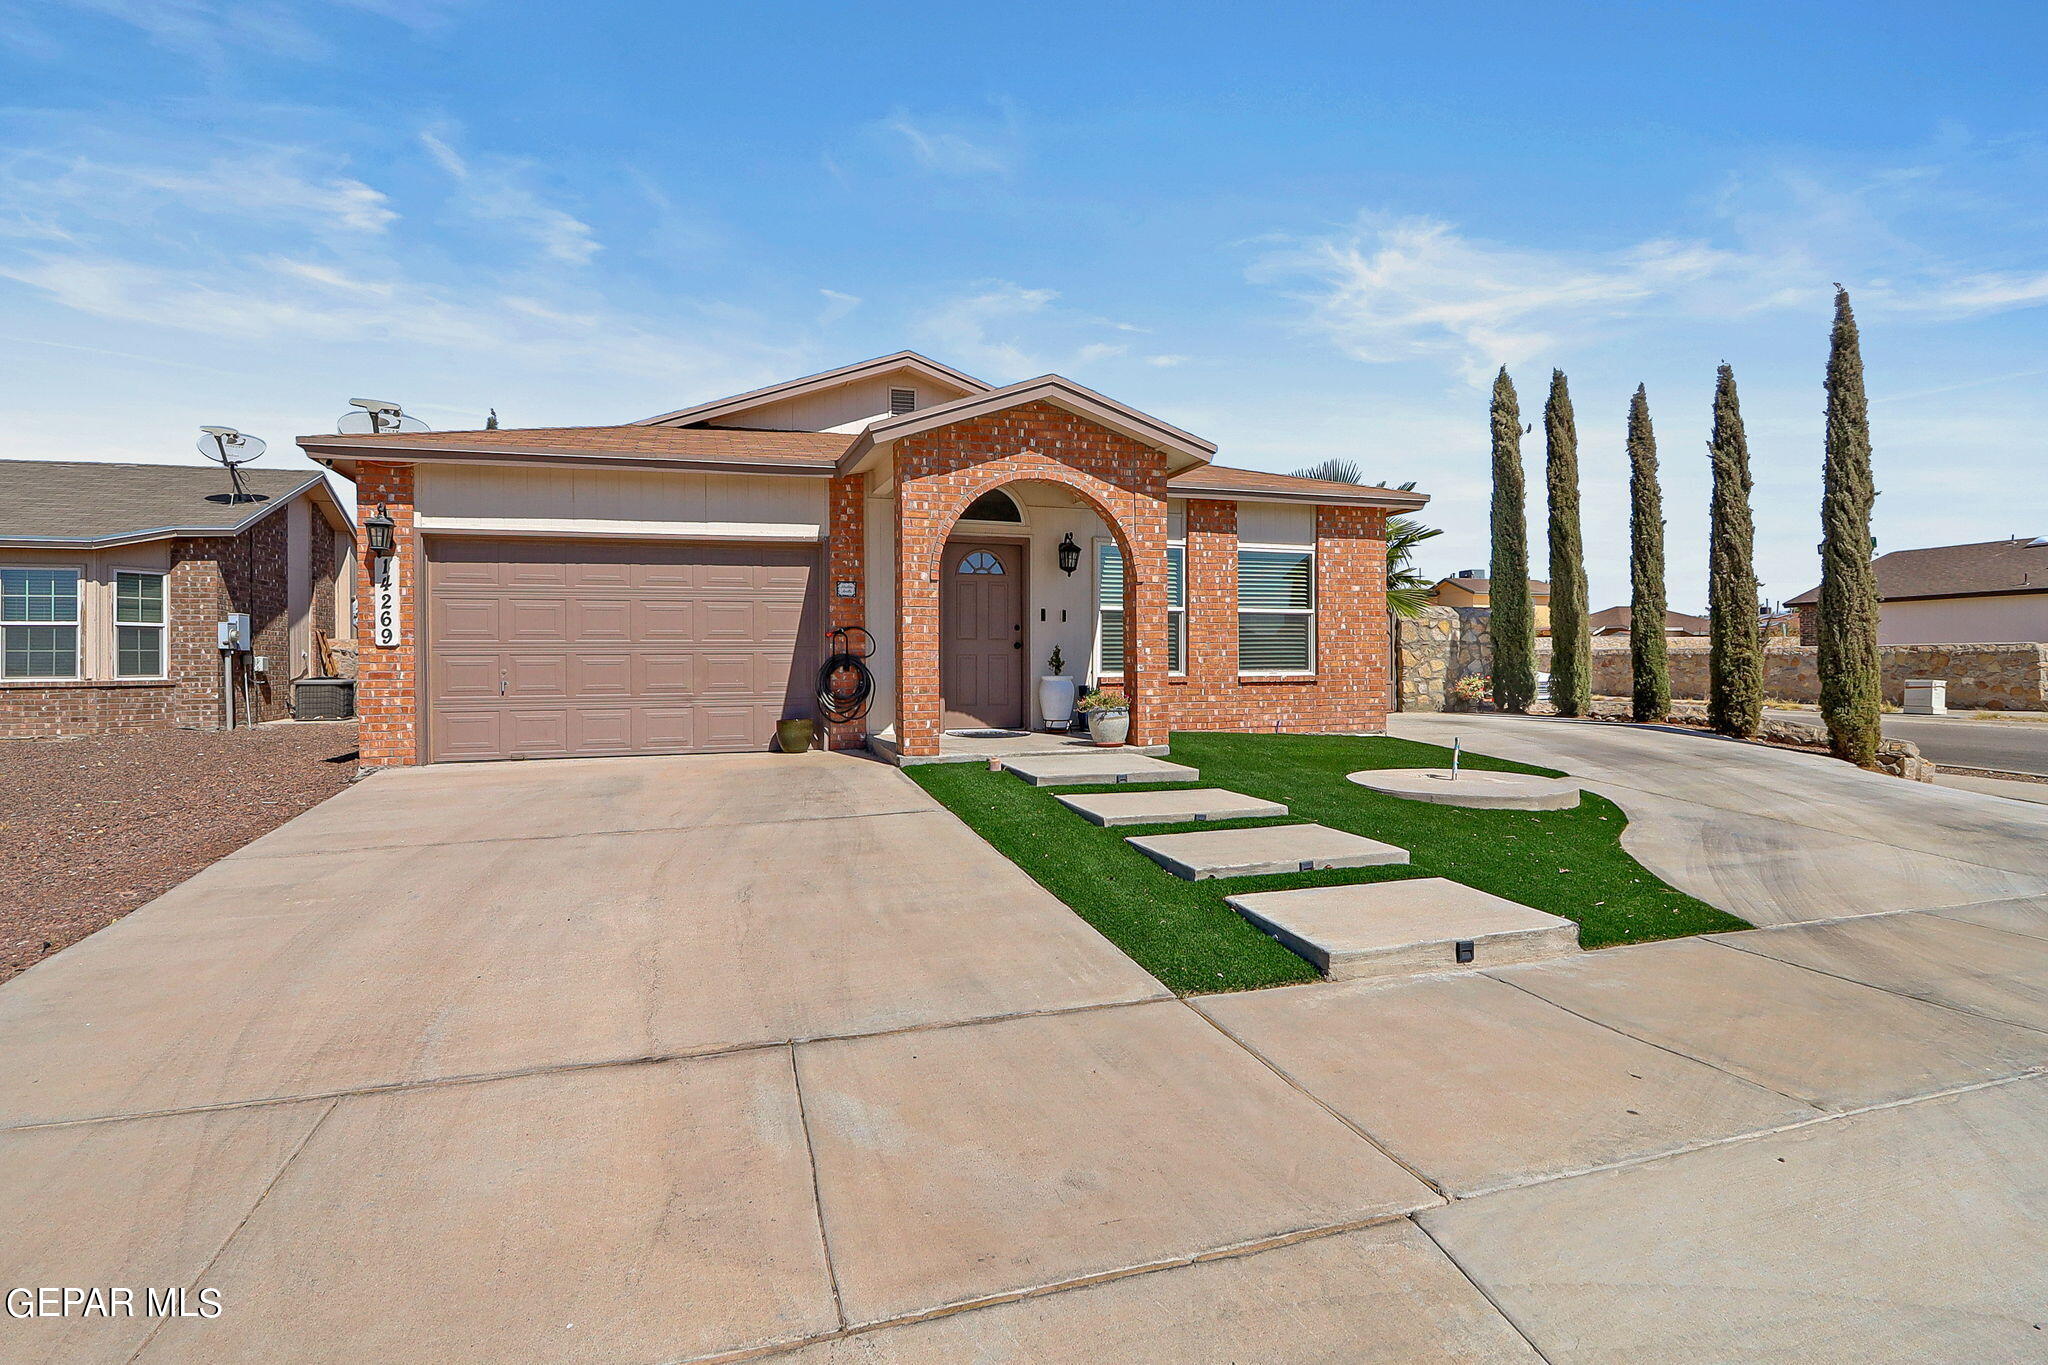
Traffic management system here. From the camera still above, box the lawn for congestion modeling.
[909,731,1750,995]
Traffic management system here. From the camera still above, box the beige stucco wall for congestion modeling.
[1879,594,2048,646]
[708,373,975,432]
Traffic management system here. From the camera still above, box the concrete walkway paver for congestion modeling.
[796,1000,1438,1326]
[1053,786,1286,826]
[1226,879,1578,981]
[1420,1075,2048,1361]
[1197,972,1812,1196]
[1501,937,2048,1110]
[1127,823,1407,879]
[771,1223,1541,1363]
[1000,752,1197,785]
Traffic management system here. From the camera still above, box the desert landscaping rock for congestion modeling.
[1419,1076,2048,1361]
[1126,823,1408,880]
[1345,767,1583,810]
[1225,878,1578,980]
[1196,972,1812,1196]
[999,752,1199,786]
[795,1000,1437,1326]
[1053,787,1287,826]
[1500,937,2048,1110]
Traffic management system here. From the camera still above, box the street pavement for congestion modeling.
[1764,705,2048,776]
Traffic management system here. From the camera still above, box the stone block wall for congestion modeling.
[1533,637,2048,712]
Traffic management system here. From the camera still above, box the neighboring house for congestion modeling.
[1586,606,1710,636]
[0,460,355,738]
[300,351,1426,766]
[1788,537,2048,646]
[1429,571,1552,634]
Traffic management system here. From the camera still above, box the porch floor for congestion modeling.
[867,726,1171,767]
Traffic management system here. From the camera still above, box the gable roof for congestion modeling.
[1169,465,1426,509]
[0,459,330,548]
[302,425,858,477]
[1785,537,2048,605]
[1588,606,1710,634]
[1431,576,1551,598]
[840,374,1217,475]
[636,351,992,428]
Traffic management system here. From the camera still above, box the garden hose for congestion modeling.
[817,626,876,725]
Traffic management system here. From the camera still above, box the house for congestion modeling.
[1429,571,1552,633]
[1586,606,1710,636]
[1787,537,2048,646]
[0,460,355,738]
[299,352,1426,765]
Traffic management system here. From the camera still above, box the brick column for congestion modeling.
[354,462,418,766]
[1315,504,1390,732]
[1182,499,1239,689]
[824,471,868,750]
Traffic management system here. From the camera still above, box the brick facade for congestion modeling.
[0,508,315,739]
[893,401,1171,758]
[823,471,868,750]
[352,462,418,767]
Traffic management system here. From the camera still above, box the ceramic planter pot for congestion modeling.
[1038,675,1077,729]
[1084,708,1130,746]
[776,718,815,752]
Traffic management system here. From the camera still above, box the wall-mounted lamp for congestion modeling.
[364,504,396,556]
[1056,532,1081,576]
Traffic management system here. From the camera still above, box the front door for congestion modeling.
[940,540,1025,730]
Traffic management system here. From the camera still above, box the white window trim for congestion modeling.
[112,567,169,680]
[1236,541,1316,676]
[1092,537,1186,679]
[1,563,85,682]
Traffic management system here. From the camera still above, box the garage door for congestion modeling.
[425,538,819,762]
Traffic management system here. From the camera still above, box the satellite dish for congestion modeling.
[197,426,266,503]
[337,398,429,435]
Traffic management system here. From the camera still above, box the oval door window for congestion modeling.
[957,550,1005,574]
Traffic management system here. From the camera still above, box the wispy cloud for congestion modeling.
[817,288,861,325]
[876,106,1016,176]
[419,125,599,265]
[8,0,464,66]
[0,145,396,237]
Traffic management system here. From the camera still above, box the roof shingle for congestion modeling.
[0,460,324,544]
[1786,538,2048,604]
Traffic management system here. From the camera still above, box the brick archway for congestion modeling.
[893,402,1171,757]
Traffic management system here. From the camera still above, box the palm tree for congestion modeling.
[1291,465,1441,618]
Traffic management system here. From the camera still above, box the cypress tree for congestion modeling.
[1627,385,1671,721]
[1488,368,1537,713]
[1818,287,1883,766]
[1544,370,1590,717]
[1706,364,1763,737]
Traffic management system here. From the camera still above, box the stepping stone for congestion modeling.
[1227,879,1580,981]
[1001,753,1198,787]
[1055,788,1288,827]
[1348,768,1582,811]
[1127,824,1407,880]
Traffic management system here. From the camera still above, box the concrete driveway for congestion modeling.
[7,733,2048,1362]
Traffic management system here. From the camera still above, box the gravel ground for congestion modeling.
[0,721,359,983]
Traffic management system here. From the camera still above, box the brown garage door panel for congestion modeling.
[426,538,819,762]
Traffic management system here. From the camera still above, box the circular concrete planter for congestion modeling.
[1347,768,1582,810]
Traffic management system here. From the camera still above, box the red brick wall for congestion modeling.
[823,472,868,750]
[1104,499,1392,736]
[352,462,419,766]
[894,401,1171,757]
[0,505,310,739]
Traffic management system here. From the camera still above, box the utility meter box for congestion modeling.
[217,614,253,651]
[1903,679,1947,715]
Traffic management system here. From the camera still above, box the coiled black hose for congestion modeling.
[817,627,876,725]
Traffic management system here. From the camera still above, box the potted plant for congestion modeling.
[1446,674,1491,713]
[1076,688,1130,747]
[1038,646,1076,731]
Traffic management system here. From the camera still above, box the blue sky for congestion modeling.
[3,1,2044,612]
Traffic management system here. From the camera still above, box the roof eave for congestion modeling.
[298,440,838,479]
[837,376,1217,477]
[634,351,994,428]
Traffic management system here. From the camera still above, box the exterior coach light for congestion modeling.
[1057,532,1081,576]
[365,505,396,556]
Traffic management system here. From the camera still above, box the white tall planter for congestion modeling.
[1038,675,1077,729]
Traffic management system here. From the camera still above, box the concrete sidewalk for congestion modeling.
[5,736,2048,1361]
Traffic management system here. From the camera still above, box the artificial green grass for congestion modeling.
[909,731,1750,995]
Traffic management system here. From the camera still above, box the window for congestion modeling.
[2,567,80,679]
[1096,542,1184,675]
[959,488,1023,523]
[1238,547,1314,672]
[115,571,167,677]
[957,550,1005,575]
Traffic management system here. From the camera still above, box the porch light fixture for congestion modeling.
[1056,532,1081,576]
[365,504,396,556]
